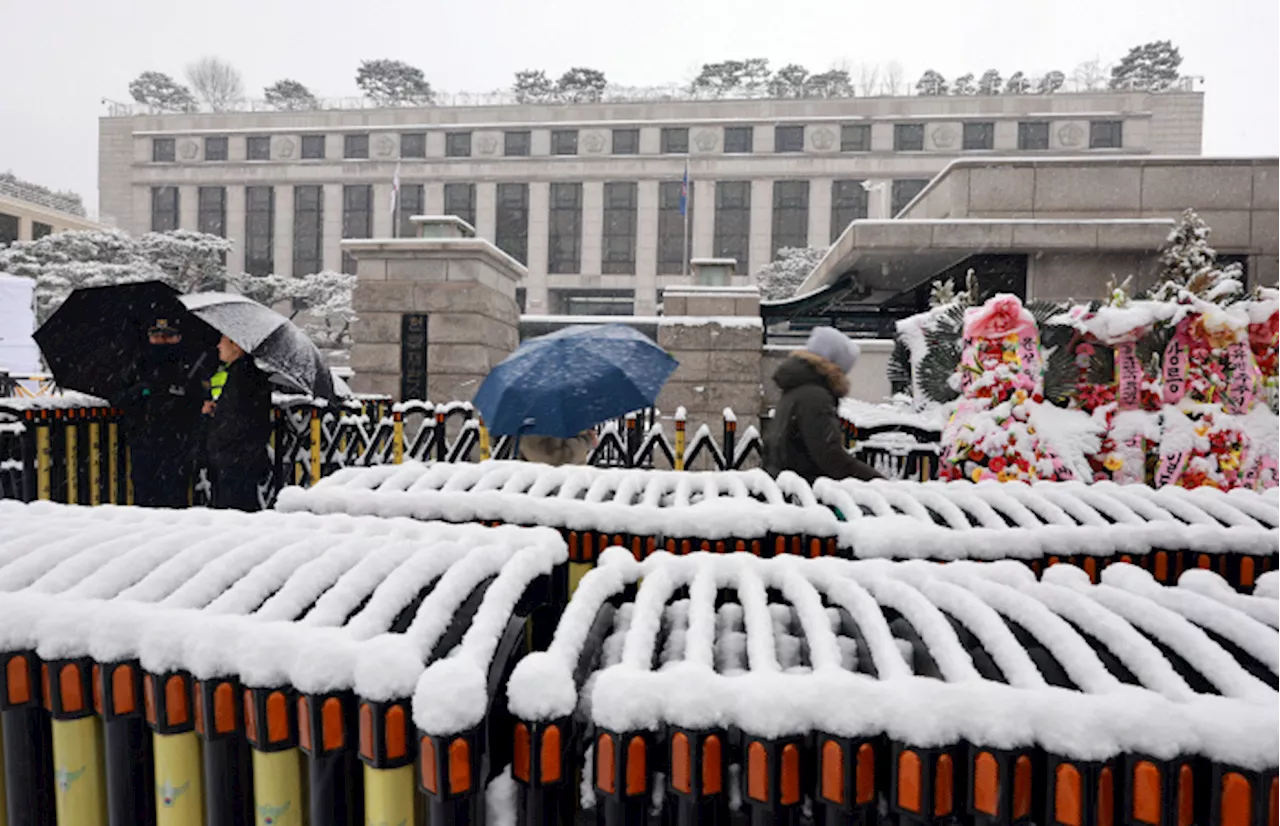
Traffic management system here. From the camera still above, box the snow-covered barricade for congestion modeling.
[507,550,1279,826]
[276,461,845,564]
[0,501,566,826]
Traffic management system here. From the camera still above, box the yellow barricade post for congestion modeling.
[52,717,107,826]
[364,763,415,826]
[153,732,205,826]
[309,407,322,487]
[674,414,687,472]
[65,417,79,504]
[252,750,304,826]
[392,410,405,464]
[108,420,119,504]
[88,420,102,505]
[36,420,51,501]
[478,419,492,461]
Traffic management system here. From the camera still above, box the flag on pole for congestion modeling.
[390,162,402,238]
[679,160,689,216]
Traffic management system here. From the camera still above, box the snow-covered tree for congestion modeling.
[128,71,197,112]
[754,246,828,301]
[768,64,810,98]
[1004,71,1031,95]
[1038,70,1066,94]
[512,69,557,104]
[692,58,770,95]
[356,59,434,106]
[556,67,608,103]
[186,57,244,112]
[225,270,356,351]
[807,68,853,98]
[137,230,233,293]
[1110,40,1182,91]
[1072,59,1108,91]
[915,70,948,96]
[951,73,977,95]
[1146,209,1243,303]
[264,79,318,111]
[977,69,1003,95]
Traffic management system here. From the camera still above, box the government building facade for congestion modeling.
[98,89,1204,316]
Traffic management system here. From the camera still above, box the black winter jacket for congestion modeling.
[206,357,273,470]
[763,352,882,483]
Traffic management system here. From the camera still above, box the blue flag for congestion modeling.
[679,161,689,216]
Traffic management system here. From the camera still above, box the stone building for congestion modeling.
[0,177,103,246]
[99,88,1203,316]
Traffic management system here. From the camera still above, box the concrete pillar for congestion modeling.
[132,187,151,234]
[17,216,33,242]
[657,285,764,431]
[372,183,394,239]
[581,181,604,276]
[345,217,526,402]
[225,186,246,275]
[635,180,660,315]
[273,186,294,276]
[867,179,893,220]
[424,182,445,217]
[322,184,343,273]
[692,180,715,258]
[748,179,772,277]
[178,186,198,231]
[809,179,833,248]
[474,183,496,241]
[526,182,551,312]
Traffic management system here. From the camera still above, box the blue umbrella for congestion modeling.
[473,324,677,438]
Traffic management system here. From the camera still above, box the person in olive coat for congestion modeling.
[763,326,882,483]
[205,335,273,510]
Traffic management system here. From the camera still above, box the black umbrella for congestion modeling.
[33,281,219,400]
[180,293,337,400]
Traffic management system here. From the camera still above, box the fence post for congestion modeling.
[87,417,102,506]
[146,671,205,826]
[674,412,687,472]
[244,687,303,826]
[392,410,405,464]
[359,698,417,826]
[47,658,107,826]
[435,409,447,462]
[309,408,322,486]
[478,419,491,461]
[64,412,79,505]
[20,411,37,502]
[95,661,155,826]
[0,651,56,825]
[723,412,737,471]
[35,413,51,502]
[107,415,120,505]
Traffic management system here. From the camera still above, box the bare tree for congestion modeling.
[1072,58,1108,91]
[880,61,905,96]
[186,57,244,112]
[856,62,880,96]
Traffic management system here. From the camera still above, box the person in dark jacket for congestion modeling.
[205,335,273,511]
[764,326,882,483]
[117,318,208,508]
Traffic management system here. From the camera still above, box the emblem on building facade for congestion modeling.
[1058,123,1085,147]
[810,127,836,151]
[178,140,199,161]
[931,125,957,149]
[694,130,719,151]
[477,134,499,155]
[583,131,606,153]
[374,135,396,157]
[275,137,296,159]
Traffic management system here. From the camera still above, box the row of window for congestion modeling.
[150,178,923,276]
[150,118,1125,163]
[0,214,54,246]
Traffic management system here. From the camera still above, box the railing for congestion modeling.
[101,76,1205,117]
[0,178,87,217]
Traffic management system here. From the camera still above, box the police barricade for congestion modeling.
[273,462,847,595]
[507,550,1279,826]
[0,397,129,506]
[815,479,1280,593]
[0,501,567,826]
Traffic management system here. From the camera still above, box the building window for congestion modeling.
[397,183,424,237]
[962,122,994,151]
[841,124,871,152]
[443,183,476,230]
[400,133,426,159]
[204,136,228,161]
[504,131,531,156]
[723,127,754,154]
[555,290,635,316]
[342,185,372,274]
[551,130,578,156]
[831,180,869,243]
[891,179,928,216]
[661,128,688,154]
[714,181,751,270]
[153,138,175,162]
[548,182,583,274]
[197,186,226,238]
[446,132,471,157]
[771,181,809,256]
[612,129,639,155]
[1090,120,1123,149]
[344,134,369,159]
[602,182,638,275]
[245,186,274,276]
[150,186,179,232]
[301,135,326,160]
[658,180,692,275]
[293,185,324,276]
[775,125,805,153]
[247,136,271,160]
[495,183,529,265]
[895,124,925,151]
[32,222,53,240]
[0,214,19,247]
[1018,121,1050,150]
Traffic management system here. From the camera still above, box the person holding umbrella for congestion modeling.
[205,334,273,511]
[115,317,210,508]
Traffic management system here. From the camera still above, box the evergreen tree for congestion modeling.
[1147,209,1243,302]
[1110,40,1183,90]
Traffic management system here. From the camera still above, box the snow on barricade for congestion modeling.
[0,501,567,826]
[505,552,1277,825]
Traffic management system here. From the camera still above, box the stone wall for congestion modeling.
[658,286,765,425]
[761,340,896,409]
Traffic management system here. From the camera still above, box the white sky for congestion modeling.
[2,0,1276,217]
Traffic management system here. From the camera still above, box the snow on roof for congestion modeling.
[509,552,1278,768]
[0,502,566,718]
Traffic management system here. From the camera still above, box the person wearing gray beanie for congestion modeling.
[763,326,882,482]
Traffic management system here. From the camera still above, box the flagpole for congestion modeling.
[681,157,690,278]
[391,162,401,239]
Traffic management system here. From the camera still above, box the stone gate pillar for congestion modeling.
[343,217,526,401]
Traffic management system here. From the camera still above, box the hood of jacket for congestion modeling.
[773,351,850,399]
